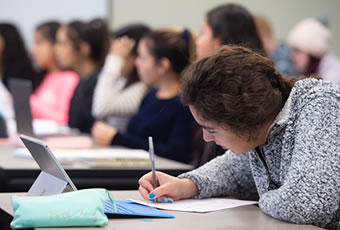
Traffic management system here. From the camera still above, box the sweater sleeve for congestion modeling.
[92,54,147,118]
[178,151,258,200]
[111,106,194,163]
[259,96,340,226]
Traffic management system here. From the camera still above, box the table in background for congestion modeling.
[0,143,193,192]
[0,191,324,230]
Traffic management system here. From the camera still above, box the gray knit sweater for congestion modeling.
[179,79,340,229]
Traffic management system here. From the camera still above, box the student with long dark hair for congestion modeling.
[55,19,109,133]
[0,23,39,137]
[92,24,150,132]
[139,45,340,229]
[0,23,39,90]
[30,21,79,125]
[194,3,264,165]
[92,29,196,163]
[196,3,263,59]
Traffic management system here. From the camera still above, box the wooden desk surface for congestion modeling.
[0,191,324,230]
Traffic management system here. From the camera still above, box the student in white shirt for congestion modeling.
[92,24,150,132]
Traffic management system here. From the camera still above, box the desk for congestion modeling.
[0,144,193,192]
[0,191,324,230]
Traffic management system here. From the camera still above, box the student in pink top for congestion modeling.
[30,21,79,125]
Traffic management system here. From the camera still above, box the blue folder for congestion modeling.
[104,200,174,218]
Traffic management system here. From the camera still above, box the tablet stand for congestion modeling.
[27,171,68,196]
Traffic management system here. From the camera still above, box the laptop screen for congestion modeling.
[8,79,34,136]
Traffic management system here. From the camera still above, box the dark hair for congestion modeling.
[0,23,40,91]
[65,20,86,51]
[36,21,61,44]
[66,18,109,66]
[143,28,196,75]
[181,45,300,140]
[112,23,151,55]
[112,23,151,87]
[206,3,264,53]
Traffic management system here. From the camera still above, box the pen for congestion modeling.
[148,136,158,188]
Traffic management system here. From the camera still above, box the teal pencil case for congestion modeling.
[10,188,115,229]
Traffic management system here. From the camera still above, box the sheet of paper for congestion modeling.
[33,119,59,135]
[14,148,150,161]
[129,198,258,213]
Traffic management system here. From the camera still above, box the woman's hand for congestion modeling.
[91,121,117,146]
[138,171,199,203]
[110,36,135,59]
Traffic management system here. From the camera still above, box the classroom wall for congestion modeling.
[0,0,110,48]
[111,0,340,56]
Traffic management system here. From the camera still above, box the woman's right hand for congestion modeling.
[110,36,135,59]
[138,171,199,203]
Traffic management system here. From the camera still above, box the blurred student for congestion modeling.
[92,24,150,132]
[194,3,264,165]
[196,3,263,59]
[30,21,79,125]
[55,19,109,133]
[92,29,195,163]
[0,23,39,136]
[139,46,340,230]
[255,15,297,76]
[288,18,340,84]
[0,23,40,91]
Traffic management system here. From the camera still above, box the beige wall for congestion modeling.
[111,0,340,55]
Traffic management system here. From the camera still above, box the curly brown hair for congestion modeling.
[181,45,301,140]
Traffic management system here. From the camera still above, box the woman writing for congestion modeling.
[139,45,340,229]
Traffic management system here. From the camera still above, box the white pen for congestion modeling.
[148,136,158,188]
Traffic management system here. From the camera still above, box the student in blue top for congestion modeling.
[92,28,196,164]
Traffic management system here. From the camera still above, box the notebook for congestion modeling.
[105,200,174,218]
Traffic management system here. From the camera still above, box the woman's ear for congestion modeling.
[157,57,171,74]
